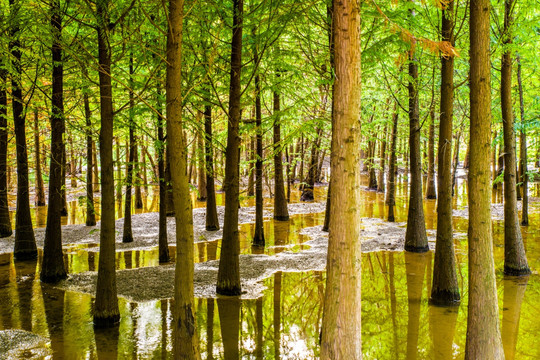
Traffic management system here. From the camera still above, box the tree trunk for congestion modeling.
[34,109,46,206]
[492,130,498,187]
[377,123,388,193]
[320,1,362,358]
[463,144,470,169]
[41,0,67,283]
[204,103,219,231]
[11,0,37,260]
[301,128,322,201]
[404,20,428,253]
[387,105,398,222]
[0,67,12,237]
[134,142,143,209]
[69,134,77,188]
[430,0,459,306]
[367,135,378,190]
[500,0,530,276]
[517,55,528,226]
[273,81,289,221]
[84,76,96,227]
[156,76,169,263]
[465,0,504,356]
[253,37,265,247]
[197,113,207,201]
[166,0,201,355]
[60,143,68,216]
[93,0,120,328]
[247,136,255,196]
[92,138,99,192]
[425,106,436,199]
[216,0,243,296]
[165,149,175,216]
[451,130,461,195]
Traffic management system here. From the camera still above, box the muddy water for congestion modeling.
[1,176,540,359]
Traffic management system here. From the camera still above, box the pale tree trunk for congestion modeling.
[320,0,362,358]
[166,0,201,357]
[465,0,504,356]
[500,0,530,276]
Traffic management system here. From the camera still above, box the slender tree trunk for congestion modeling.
[465,0,504,356]
[204,103,219,231]
[492,130,498,187]
[321,1,362,357]
[286,145,291,202]
[301,128,322,201]
[165,150,175,216]
[451,130,461,195]
[500,0,530,276]
[387,105,398,222]
[0,67,12,237]
[41,0,67,282]
[134,143,143,209]
[34,109,46,206]
[93,0,119,327]
[253,36,265,247]
[463,144,470,169]
[156,77,169,263]
[122,54,136,243]
[404,21,428,252]
[60,143,68,216]
[273,80,289,221]
[431,0,459,306]
[93,138,99,192]
[377,123,388,193]
[425,106,436,199]
[517,56,528,226]
[84,77,96,227]
[11,0,37,260]
[69,134,77,187]
[166,0,201,356]
[247,136,255,196]
[216,0,243,296]
[367,136,378,190]
[197,113,207,201]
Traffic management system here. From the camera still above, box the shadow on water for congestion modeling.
[1,177,540,358]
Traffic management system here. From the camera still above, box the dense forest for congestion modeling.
[0,0,539,358]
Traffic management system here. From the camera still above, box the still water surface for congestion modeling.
[1,177,540,359]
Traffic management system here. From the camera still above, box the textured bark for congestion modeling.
[425,107,436,199]
[273,83,289,221]
[41,0,67,283]
[10,0,37,260]
[204,103,219,231]
[34,110,46,206]
[320,1,362,358]
[387,106,398,222]
[501,0,530,276]
[252,31,265,247]
[430,1,460,306]
[166,0,201,357]
[216,0,243,296]
[93,0,120,327]
[0,68,12,238]
[517,56,528,226]
[322,184,331,232]
[301,128,322,201]
[404,30,428,253]
[465,0,504,356]
[156,78,169,263]
[84,82,96,227]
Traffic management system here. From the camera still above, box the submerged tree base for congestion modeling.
[93,314,120,328]
[504,265,531,276]
[274,215,290,221]
[429,289,460,306]
[122,235,133,243]
[40,272,67,284]
[206,225,219,231]
[300,189,314,202]
[0,228,12,238]
[216,285,242,296]
[14,250,38,261]
[404,244,429,253]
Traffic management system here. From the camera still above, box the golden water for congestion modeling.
[1,176,540,359]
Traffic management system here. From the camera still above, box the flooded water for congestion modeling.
[1,176,540,359]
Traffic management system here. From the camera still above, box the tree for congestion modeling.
[0,66,12,238]
[273,72,289,221]
[10,0,37,260]
[166,0,201,356]
[83,67,96,227]
[41,0,67,283]
[430,0,460,306]
[204,101,219,231]
[465,0,504,356]
[500,0,530,276]
[517,55,528,226]
[216,0,243,296]
[122,54,136,244]
[320,0,362,358]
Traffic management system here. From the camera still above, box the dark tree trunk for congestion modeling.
[204,103,219,231]
[0,67,12,237]
[466,0,505,355]
[165,149,175,216]
[216,0,243,295]
[134,143,143,209]
[123,55,136,243]
[517,56,528,226]
[60,144,68,216]
[463,144,470,169]
[92,138,99,192]
[84,78,96,227]
[247,136,255,196]
[322,183,331,232]
[367,136,378,190]
[41,0,67,282]
[197,114,207,201]
[93,0,120,327]
[69,135,77,188]
[492,130,498,187]
[34,109,46,206]
[377,123,388,193]
[156,77,169,263]
[301,129,322,201]
[10,0,37,260]
[404,37,428,253]
[387,105,398,222]
[500,0,530,276]
[253,38,264,247]
[451,130,461,195]
[273,81,289,221]
[430,0,459,306]
[425,106,436,199]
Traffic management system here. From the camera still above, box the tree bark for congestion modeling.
[216,0,243,296]
[387,105,399,222]
[93,0,120,328]
[204,103,219,231]
[425,106,436,199]
[465,0,505,356]
[377,123,388,193]
[197,112,207,201]
[273,79,289,221]
[430,0,459,306]
[500,0,530,276]
[41,0,67,282]
[156,76,169,263]
[517,55,528,226]
[0,67,12,238]
[253,37,265,247]
[320,1,362,358]
[10,0,37,260]
[34,109,46,206]
[83,75,96,227]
